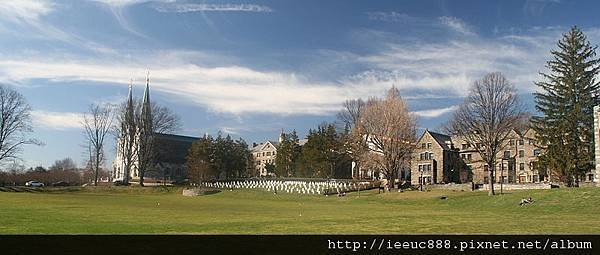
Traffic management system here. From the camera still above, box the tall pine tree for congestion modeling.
[274,130,301,177]
[532,26,600,186]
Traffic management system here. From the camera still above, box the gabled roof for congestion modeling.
[522,128,536,138]
[419,129,453,150]
[251,140,278,152]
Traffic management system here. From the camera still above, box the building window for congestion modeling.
[427,143,432,149]
[418,165,423,171]
[519,150,524,158]
[503,151,511,159]
[422,153,432,160]
[533,149,541,156]
[484,165,489,172]
[467,154,472,161]
[518,139,524,146]
[520,163,525,171]
[509,139,514,146]
[421,143,426,149]
[462,143,468,150]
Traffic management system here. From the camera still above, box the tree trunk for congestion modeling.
[387,167,395,192]
[94,150,100,186]
[139,168,145,187]
[488,164,495,196]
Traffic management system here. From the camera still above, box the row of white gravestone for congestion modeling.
[199,180,366,195]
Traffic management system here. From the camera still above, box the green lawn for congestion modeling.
[0,186,599,234]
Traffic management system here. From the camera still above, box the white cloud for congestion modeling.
[367,12,417,23]
[90,0,173,7]
[89,0,171,39]
[354,27,563,95]
[439,16,474,35]
[154,3,274,13]
[0,57,351,115]
[413,105,459,118]
[0,0,54,24]
[31,111,84,130]
[0,1,116,54]
[0,24,572,117]
[0,53,480,116]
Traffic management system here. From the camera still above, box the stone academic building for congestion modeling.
[411,128,546,185]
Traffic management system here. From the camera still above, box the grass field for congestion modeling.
[0,186,599,234]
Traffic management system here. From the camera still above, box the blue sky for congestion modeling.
[0,0,599,169]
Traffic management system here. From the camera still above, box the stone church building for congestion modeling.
[112,81,198,184]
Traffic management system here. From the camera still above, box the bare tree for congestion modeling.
[446,72,523,196]
[0,85,41,165]
[151,103,182,134]
[338,99,365,129]
[130,100,182,134]
[49,157,77,171]
[82,103,113,186]
[337,99,370,179]
[360,87,417,188]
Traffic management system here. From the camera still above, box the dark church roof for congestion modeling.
[154,133,199,164]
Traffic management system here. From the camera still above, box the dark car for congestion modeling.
[52,181,70,187]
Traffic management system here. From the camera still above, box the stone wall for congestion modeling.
[428,183,472,191]
[481,183,552,190]
[182,188,220,196]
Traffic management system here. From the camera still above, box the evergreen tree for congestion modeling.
[297,123,351,178]
[186,135,215,182]
[186,133,251,181]
[297,128,326,177]
[275,130,301,177]
[532,26,600,186]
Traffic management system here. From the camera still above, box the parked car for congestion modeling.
[112,180,129,186]
[52,181,70,187]
[25,181,44,187]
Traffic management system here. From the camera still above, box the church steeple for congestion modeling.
[278,129,285,143]
[121,78,136,184]
[127,78,134,108]
[140,71,153,133]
